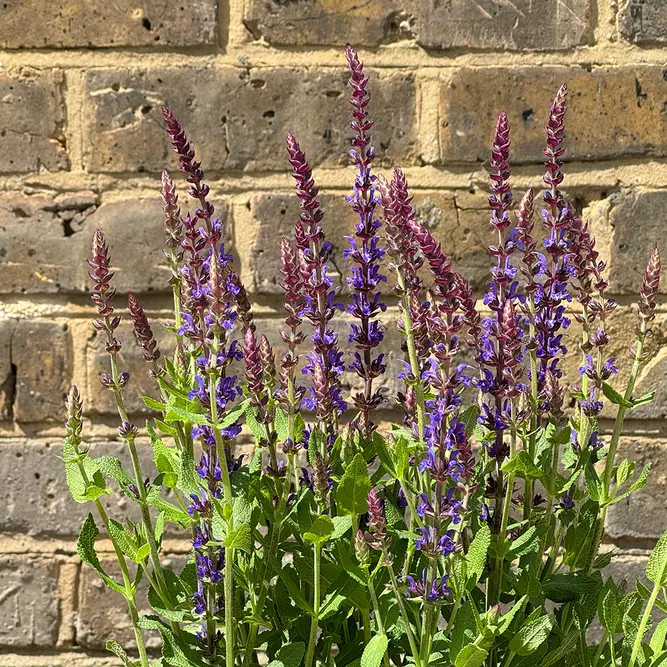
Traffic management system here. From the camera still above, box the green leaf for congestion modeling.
[106,640,137,667]
[137,615,208,667]
[335,453,371,516]
[460,404,480,439]
[454,644,488,667]
[542,573,600,603]
[267,642,306,667]
[142,396,166,412]
[177,449,201,497]
[225,524,252,553]
[501,450,542,480]
[218,401,247,429]
[304,515,335,546]
[466,523,490,589]
[651,618,667,655]
[136,544,151,562]
[609,463,652,506]
[361,633,388,667]
[331,515,353,541]
[64,440,110,503]
[244,404,267,442]
[394,435,410,480]
[96,456,134,487]
[506,526,540,560]
[602,382,633,408]
[598,583,620,635]
[539,629,580,667]
[509,614,554,656]
[273,408,290,443]
[647,530,667,586]
[108,519,139,562]
[584,461,601,502]
[631,391,655,408]
[450,601,477,662]
[77,514,125,594]
[616,458,632,486]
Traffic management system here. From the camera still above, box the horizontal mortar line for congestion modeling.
[16,162,667,192]
[2,42,667,70]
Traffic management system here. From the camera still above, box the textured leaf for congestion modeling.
[454,644,488,667]
[304,515,334,546]
[225,524,252,553]
[460,404,480,439]
[506,526,540,560]
[77,514,125,594]
[361,633,388,667]
[509,614,554,656]
[598,583,620,635]
[331,515,353,541]
[542,573,600,603]
[335,453,371,516]
[64,440,110,503]
[138,615,208,667]
[108,519,139,562]
[394,435,409,480]
[610,463,652,506]
[466,523,490,589]
[647,530,667,586]
[501,450,542,480]
[267,642,306,667]
[450,601,476,662]
[602,382,633,408]
[96,456,134,487]
[106,640,138,667]
[651,618,667,654]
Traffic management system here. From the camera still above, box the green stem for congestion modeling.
[628,579,659,667]
[523,298,539,522]
[586,330,647,573]
[305,544,322,667]
[386,560,422,667]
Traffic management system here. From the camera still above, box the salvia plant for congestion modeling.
[63,46,667,667]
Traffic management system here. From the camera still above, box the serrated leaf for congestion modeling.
[106,640,137,667]
[137,615,208,667]
[454,644,488,667]
[96,456,134,487]
[651,618,667,654]
[177,448,201,497]
[108,519,139,561]
[460,404,480,439]
[598,584,620,635]
[647,530,667,586]
[466,523,490,589]
[244,404,267,442]
[361,633,388,667]
[610,463,652,506]
[267,642,306,667]
[142,396,166,412]
[273,408,290,443]
[506,526,540,560]
[509,614,554,656]
[394,435,409,480]
[64,440,110,503]
[77,514,125,594]
[542,573,600,603]
[331,515,353,541]
[225,524,252,553]
[304,515,334,546]
[501,450,542,480]
[335,453,371,516]
[602,382,633,408]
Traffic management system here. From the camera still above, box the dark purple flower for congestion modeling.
[405,569,452,602]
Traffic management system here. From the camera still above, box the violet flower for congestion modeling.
[344,46,388,440]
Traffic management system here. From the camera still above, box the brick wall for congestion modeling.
[0,0,666,663]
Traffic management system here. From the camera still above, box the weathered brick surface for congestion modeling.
[606,439,667,541]
[588,189,667,295]
[244,189,490,294]
[618,0,667,44]
[13,320,72,422]
[415,0,591,51]
[0,556,60,647]
[440,66,667,164]
[77,554,186,650]
[0,0,217,49]
[244,0,408,47]
[0,69,67,173]
[0,193,217,294]
[85,320,175,416]
[244,0,590,50]
[83,67,417,173]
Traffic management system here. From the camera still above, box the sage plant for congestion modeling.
[63,47,666,667]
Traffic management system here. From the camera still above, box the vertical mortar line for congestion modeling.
[416,68,443,169]
[227,0,250,51]
[56,556,80,647]
[62,68,86,173]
